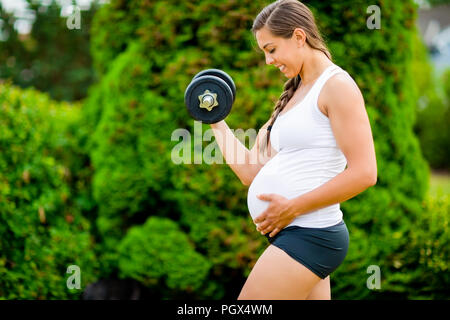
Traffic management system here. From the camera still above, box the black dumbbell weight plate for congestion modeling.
[193,69,236,102]
[184,75,233,124]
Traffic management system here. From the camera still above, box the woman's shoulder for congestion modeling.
[326,65,359,92]
[319,67,363,113]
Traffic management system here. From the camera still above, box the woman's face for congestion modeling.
[255,26,306,79]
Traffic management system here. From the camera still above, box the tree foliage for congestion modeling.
[0,0,99,101]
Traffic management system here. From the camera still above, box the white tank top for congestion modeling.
[247,64,349,228]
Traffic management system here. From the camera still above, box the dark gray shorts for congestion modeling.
[264,220,349,279]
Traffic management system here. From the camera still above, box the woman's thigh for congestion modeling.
[306,276,331,300]
[237,244,322,300]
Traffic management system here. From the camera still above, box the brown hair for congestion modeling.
[251,0,332,156]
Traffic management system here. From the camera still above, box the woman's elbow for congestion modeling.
[369,175,377,186]
[241,176,252,187]
[366,170,377,186]
[240,166,260,187]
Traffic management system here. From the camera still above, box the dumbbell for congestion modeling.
[184,69,236,124]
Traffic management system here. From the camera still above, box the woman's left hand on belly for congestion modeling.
[253,194,297,238]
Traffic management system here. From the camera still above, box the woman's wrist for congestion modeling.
[287,197,303,218]
[210,120,226,129]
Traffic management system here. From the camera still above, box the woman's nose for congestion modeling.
[266,55,274,65]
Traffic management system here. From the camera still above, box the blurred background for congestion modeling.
[0,0,448,300]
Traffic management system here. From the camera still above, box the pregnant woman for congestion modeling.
[210,0,377,299]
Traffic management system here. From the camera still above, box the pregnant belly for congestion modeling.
[247,159,294,221]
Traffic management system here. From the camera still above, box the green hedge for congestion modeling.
[0,83,98,299]
[118,216,213,299]
[381,193,449,299]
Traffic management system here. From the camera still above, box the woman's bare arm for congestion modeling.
[210,119,277,186]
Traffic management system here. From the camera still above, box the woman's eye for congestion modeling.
[269,49,275,54]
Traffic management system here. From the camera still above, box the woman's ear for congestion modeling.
[293,27,307,47]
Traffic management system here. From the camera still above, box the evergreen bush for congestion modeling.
[0,83,99,299]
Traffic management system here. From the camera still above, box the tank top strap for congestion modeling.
[308,65,348,105]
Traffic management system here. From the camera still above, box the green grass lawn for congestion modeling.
[428,170,450,198]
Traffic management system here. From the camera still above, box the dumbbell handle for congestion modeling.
[202,95,214,107]
[198,89,219,112]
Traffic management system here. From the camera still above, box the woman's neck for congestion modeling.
[299,51,333,85]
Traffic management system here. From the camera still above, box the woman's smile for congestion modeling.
[276,64,287,72]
